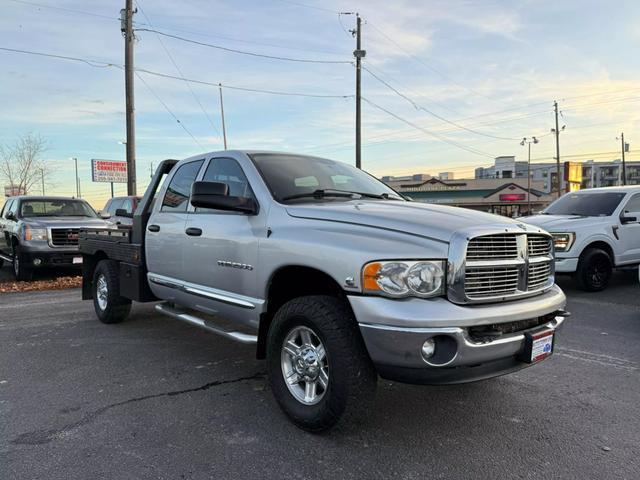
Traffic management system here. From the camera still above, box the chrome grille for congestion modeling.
[459,232,554,302]
[465,266,519,299]
[528,235,552,257]
[466,234,518,261]
[50,228,80,247]
[528,261,552,290]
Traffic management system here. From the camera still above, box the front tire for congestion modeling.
[576,248,612,292]
[12,244,33,281]
[266,295,377,432]
[93,259,131,324]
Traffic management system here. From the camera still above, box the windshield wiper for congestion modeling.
[281,189,391,202]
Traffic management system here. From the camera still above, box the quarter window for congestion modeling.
[161,160,204,212]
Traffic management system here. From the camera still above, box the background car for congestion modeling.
[100,196,141,226]
[0,196,111,280]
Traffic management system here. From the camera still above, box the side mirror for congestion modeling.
[99,210,111,219]
[190,181,257,214]
[115,208,133,218]
[620,214,638,224]
[6,212,16,221]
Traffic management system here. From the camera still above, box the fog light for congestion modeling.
[421,338,436,360]
[33,258,42,266]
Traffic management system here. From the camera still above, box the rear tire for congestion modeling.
[12,244,33,281]
[93,259,131,324]
[266,295,377,432]
[576,248,612,292]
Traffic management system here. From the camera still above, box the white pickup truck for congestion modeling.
[522,186,640,291]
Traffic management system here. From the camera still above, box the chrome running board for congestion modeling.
[155,303,257,345]
[0,253,13,263]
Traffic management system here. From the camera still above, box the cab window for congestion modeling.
[161,160,204,212]
[121,198,134,214]
[197,157,255,213]
[623,194,640,214]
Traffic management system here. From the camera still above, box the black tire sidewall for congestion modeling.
[266,295,376,431]
[12,244,31,281]
[92,260,130,323]
[578,248,612,291]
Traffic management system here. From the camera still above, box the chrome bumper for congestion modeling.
[349,286,568,385]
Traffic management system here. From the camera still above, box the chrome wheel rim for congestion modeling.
[281,326,329,405]
[96,274,108,311]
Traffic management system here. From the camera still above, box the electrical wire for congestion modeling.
[134,71,204,149]
[135,0,222,141]
[134,28,352,64]
[0,46,353,98]
[362,96,496,158]
[8,0,118,21]
[363,65,523,141]
[275,0,340,14]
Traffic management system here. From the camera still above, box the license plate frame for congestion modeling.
[520,330,554,363]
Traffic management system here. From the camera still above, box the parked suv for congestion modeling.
[101,196,141,226]
[0,196,111,280]
[80,151,569,431]
[521,186,640,291]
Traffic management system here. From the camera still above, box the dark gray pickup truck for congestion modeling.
[0,196,110,280]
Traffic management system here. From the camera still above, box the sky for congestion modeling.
[1,0,640,208]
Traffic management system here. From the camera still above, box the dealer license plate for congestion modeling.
[73,257,83,265]
[528,331,554,363]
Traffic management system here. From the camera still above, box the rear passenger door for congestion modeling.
[146,160,204,288]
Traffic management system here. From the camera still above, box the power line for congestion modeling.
[0,46,353,98]
[362,65,523,141]
[134,28,353,64]
[275,0,340,13]
[8,0,118,21]
[362,96,496,158]
[134,71,204,149]
[135,1,222,141]
[366,20,494,102]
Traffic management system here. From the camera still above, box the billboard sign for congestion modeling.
[499,193,526,202]
[91,159,127,183]
[4,184,26,197]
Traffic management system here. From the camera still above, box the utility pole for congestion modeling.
[40,168,45,195]
[121,0,137,195]
[553,101,561,198]
[218,83,228,149]
[73,157,79,198]
[352,14,365,169]
[620,132,627,186]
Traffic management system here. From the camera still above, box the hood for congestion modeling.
[23,216,111,228]
[286,200,522,243]
[518,214,605,231]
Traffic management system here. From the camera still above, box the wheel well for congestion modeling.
[81,251,109,300]
[256,266,347,359]
[580,241,614,263]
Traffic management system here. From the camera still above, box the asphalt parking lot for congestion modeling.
[1,267,638,479]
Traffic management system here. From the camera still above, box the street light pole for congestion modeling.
[72,157,79,198]
[521,137,539,215]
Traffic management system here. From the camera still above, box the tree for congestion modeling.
[0,133,50,195]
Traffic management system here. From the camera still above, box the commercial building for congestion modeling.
[383,176,554,217]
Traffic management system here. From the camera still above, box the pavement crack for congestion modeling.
[10,372,265,446]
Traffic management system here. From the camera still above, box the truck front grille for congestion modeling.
[459,233,554,302]
[50,228,80,247]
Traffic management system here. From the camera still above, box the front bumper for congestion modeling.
[20,244,82,268]
[348,285,568,385]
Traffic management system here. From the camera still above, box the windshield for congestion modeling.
[20,199,97,218]
[544,192,626,216]
[250,153,404,203]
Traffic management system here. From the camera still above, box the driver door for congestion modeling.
[616,193,640,264]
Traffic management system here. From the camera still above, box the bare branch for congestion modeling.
[0,132,49,195]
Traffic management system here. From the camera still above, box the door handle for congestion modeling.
[148,224,160,232]
[185,227,202,237]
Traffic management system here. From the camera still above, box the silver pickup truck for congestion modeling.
[79,151,569,431]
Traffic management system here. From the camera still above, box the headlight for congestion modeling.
[24,225,48,241]
[362,260,446,298]
[552,232,575,252]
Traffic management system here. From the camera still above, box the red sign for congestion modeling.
[499,193,526,202]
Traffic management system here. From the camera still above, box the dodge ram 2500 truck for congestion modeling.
[79,151,569,431]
